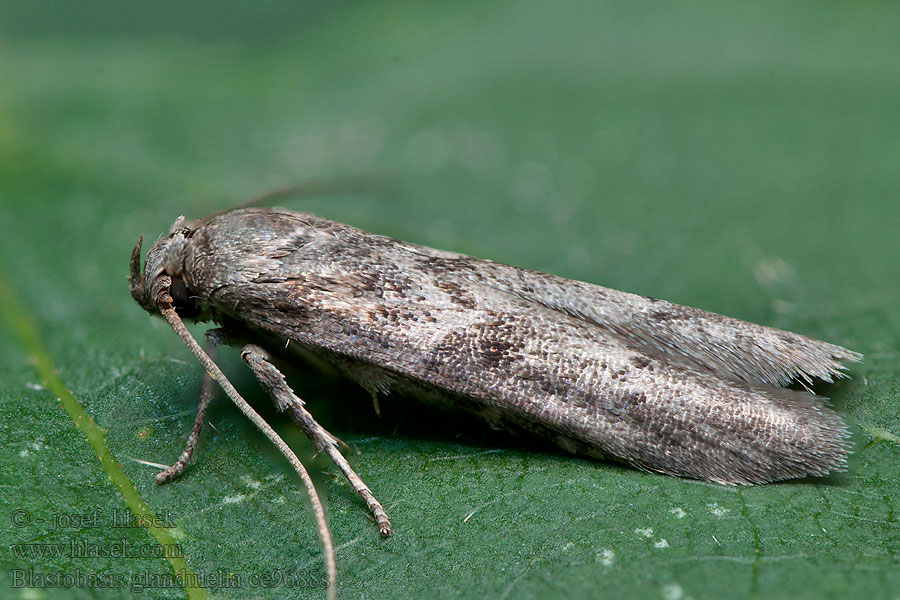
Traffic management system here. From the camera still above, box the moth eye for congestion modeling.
[169,275,201,319]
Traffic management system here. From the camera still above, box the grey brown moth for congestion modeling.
[129,206,860,597]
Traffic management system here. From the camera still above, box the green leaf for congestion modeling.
[1,2,898,599]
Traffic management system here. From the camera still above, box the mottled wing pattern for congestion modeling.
[474,263,860,387]
[186,209,858,484]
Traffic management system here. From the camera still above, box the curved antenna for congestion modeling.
[189,172,396,227]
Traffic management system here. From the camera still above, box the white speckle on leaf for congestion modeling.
[670,507,686,519]
[661,582,683,600]
[635,527,654,538]
[707,503,730,517]
[222,494,247,505]
[772,299,794,314]
[654,538,670,549]
[241,475,262,490]
[597,549,615,566]
[753,256,794,287]
[27,382,45,391]
[19,449,29,457]
[20,587,45,600]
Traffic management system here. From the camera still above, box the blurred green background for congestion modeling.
[1,1,898,599]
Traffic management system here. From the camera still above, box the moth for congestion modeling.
[129,205,860,598]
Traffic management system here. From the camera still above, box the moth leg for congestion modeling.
[240,344,393,536]
[156,328,226,484]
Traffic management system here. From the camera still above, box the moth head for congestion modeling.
[129,216,205,320]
